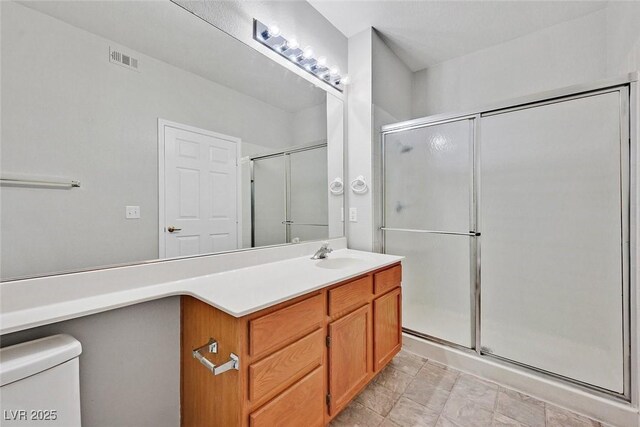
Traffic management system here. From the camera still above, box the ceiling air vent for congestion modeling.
[109,47,139,72]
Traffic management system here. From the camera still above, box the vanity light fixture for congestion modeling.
[254,19,346,91]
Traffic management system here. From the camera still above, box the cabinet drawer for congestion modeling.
[374,265,402,295]
[250,294,323,357]
[328,276,372,317]
[249,328,323,403]
[249,366,324,427]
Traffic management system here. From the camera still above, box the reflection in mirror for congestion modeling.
[0,1,344,281]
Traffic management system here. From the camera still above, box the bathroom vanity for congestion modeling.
[181,262,402,426]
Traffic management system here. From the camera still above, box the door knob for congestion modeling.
[167,226,182,233]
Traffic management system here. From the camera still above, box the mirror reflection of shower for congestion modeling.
[249,143,328,247]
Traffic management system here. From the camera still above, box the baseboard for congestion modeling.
[403,333,638,427]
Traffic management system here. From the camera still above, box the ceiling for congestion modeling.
[308,0,608,72]
[19,1,326,112]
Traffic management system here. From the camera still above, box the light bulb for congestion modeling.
[317,56,327,67]
[267,24,281,38]
[330,66,340,76]
[302,46,314,59]
[287,38,299,50]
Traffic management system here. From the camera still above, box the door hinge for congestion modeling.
[326,393,331,406]
[326,336,331,347]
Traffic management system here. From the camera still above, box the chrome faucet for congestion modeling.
[311,241,333,259]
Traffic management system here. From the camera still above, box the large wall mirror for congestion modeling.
[1,1,344,281]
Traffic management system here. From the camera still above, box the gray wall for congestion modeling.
[1,298,181,427]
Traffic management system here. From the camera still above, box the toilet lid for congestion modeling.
[0,334,82,387]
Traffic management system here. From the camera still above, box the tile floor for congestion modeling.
[330,349,605,427]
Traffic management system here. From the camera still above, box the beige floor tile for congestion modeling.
[381,418,402,427]
[495,389,545,427]
[442,393,494,427]
[374,366,414,394]
[330,401,385,427]
[389,350,428,377]
[356,382,402,417]
[492,413,526,426]
[403,376,452,413]
[415,362,459,392]
[388,396,441,427]
[450,374,498,411]
[545,404,601,427]
[343,352,613,427]
[435,416,462,427]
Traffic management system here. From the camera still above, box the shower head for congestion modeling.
[400,145,413,153]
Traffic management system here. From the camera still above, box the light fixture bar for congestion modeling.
[253,19,346,91]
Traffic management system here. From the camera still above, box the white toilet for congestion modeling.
[0,334,82,426]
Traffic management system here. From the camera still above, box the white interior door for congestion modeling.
[162,123,239,258]
[479,90,627,392]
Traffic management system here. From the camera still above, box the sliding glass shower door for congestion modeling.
[381,85,630,396]
[479,90,628,393]
[252,144,328,247]
[252,155,287,247]
[383,118,476,348]
[289,146,329,242]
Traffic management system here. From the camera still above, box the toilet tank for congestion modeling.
[0,334,82,426]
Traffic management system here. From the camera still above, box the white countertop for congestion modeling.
[0,248,402,335]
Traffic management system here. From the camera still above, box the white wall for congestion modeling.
[411,4,640,118]
[173,0,347,95]
[372,30,413,122]
[605,1,640,77]
[346,29,373,251]
[1,2,325,279]
[412,10,607,117]
[292,102,328,145]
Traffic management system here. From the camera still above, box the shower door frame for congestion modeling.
[379,73,638,402]
[250,142,328,247]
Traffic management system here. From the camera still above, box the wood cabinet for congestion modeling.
[328,304,372,415]
[373,287,402,371]
[181,262,401,427]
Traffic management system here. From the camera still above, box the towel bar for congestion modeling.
[192,338,239,376]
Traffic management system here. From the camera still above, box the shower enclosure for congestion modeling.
[251,143,328,247]
[381,77,634,398]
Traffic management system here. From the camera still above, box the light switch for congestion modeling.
[349,207,357,222]
[126,206,140,219]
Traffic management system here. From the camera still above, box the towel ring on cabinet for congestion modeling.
[329,177,344,195]
[350,175,368,194]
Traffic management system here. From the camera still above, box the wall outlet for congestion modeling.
[349,207,358,222]
[125,206,140,219]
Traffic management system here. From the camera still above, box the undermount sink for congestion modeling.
[314,257,366,270]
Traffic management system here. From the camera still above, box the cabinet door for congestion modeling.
[373,288,402,371]
[328,304,372,415]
